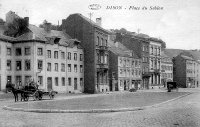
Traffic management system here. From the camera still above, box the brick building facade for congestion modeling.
[62,14,110,93]
[173,54,196,88]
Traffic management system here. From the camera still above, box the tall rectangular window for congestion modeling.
[7,48,11,55]
[7,60,11,70]
[54,51,58,59]
[55,77,58,86]
[38,76,43,86]
[61,52,65,59]
[25,47,31,55]
[68,78,71,86]
[15,76,22,85]
[74,64,77,73]
[100,55,104,63]
[101,38,103,46]
[16,61,22,71]
[47,50,51,58]
[80,65,83,73]
[80,78,83,86]
[151,47,153,54]
[55,63,58,71]
[37,48,43,55]
[47,63,51,71]
[68,52,71,60]
[38,60,43,70]
[80,54,83,61]
[16,48,22,56]
[68,64,71,72]
[25,60,31,70]
[74,78,77,90]
[105,55,108,64]
[61,63,65,72]
[62,77,65,86]
[96,36,99,46]
[74,53,77,61]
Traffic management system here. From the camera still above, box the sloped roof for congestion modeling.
[71,13,110,33]
[67,39,82,49]
[109,46,132,57]
[180,55,194,60]
[0,34,17,42]
[117,42,129,51]
[16,24,81,47]
[108,41,140,59]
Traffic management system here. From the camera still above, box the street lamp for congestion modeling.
[36,69,42,85]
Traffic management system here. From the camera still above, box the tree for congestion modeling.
[4,17,28,37]
[39,20,61,31]
[0,18,4,23]
[161,41,166,49]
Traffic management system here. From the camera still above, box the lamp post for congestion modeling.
[36,69,42,85]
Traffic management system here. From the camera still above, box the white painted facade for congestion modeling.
[0,37,84,93]
[149,40,162,88]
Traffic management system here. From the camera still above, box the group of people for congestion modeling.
[13,81,39,90]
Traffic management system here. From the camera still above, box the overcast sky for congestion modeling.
[0,0,200,50]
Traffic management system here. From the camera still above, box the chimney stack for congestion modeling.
[96,17,102,27]
[24,17,29,26]
[44,22,51,32]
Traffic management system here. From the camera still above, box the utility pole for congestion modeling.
[137,28,140,34]
[88,12,93,22]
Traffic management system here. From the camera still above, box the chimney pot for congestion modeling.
[44,22,51,32]
[24,17,29,26]
[96,17,102,27]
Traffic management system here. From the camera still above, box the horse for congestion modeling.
[6,83,27,102]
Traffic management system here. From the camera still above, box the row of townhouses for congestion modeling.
[0,11,199,93]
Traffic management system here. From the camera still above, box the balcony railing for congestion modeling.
[98,45,108,51]
[142,72,151,77]
[97,63,108,71]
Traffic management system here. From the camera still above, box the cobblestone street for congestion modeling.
[1,89,200,127]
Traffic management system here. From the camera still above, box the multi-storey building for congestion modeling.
[161,51,173,87]
[116,33,151,89]
[0,20,84,93]
[62,14,110,93]
[148,38,162,88]
[109,42,142,91]
[173,54,196,88]
[66,40,84,93]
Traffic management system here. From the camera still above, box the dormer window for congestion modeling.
[54,37,60,44]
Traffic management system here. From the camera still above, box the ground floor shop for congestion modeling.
[117,78,142,91]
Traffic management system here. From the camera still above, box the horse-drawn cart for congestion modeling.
[6,83,58,102]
